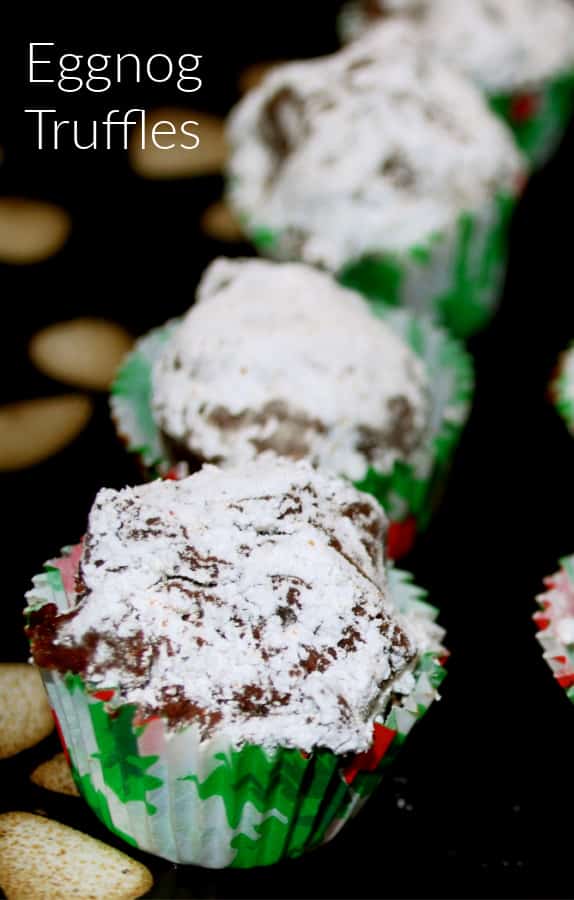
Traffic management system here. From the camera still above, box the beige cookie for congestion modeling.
[0,395,93,471]
[29,318,133,392]
[0,665,54,759]
[238,61,284,94]
[0,199,71,265]
[30,753,79,798]
[130,107,227,178]
[0,813,153,899]
[201,200,245,243]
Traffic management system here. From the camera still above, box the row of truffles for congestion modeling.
[225,21,527,338]
[20,14,494,868]
[28,458,432,754]
[19,2,574,871]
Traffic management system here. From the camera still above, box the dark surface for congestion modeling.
[1,6,574,899]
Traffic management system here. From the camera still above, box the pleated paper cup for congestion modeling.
[550,344,574,436]
[247,191,518,339]
[534,555,574,703]
[487,71,574,167]
[110,309,474,560]
[338,3,574,168]
[25,548,446,868]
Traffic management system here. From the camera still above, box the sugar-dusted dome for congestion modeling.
[227,22,523,270]
[342,0,574,93]
[152,257,430,483]
[27,458,421,754]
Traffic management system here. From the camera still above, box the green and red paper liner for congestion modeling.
[26,547,447,868]
[534,555,574,702]
[489,71,574,167]
[246,191,518,339]
[337,2,574,169]
[110,309,474,560]
[550,344,574,435]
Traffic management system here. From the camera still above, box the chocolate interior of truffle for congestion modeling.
[259,86,308,184]
[160,393,421,472]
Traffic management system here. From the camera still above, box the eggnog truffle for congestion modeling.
[151,257,430,482]
[226,22,524,272]
[27,458,419,754]
[342,0,574,93]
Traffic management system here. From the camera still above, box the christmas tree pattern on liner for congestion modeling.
[26,545,445,868]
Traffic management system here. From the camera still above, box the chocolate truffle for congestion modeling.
[151,257,430,482]
[28,458,421,754]
[343,0,574,94]
[226,22,523,272]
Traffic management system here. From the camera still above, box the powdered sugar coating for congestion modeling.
[345,0,574,92]
[227,22,524,270]
[47,459,416,753]
[151,258,430,483]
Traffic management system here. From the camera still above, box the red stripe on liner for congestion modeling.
[511,93,539,123]
[533,614,550,631]
[93,689,115,702]
[343,723,397,785]
[387,517,417,561]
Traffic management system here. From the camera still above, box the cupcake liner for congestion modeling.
[489,70,574,167]
[110,322,176,474]
[550,344,574,435]
[110,310,474,559]
[338,3,574,168]
[534,555,574,703]
[339,192,517,339]
[26,549,446,868]
[248,191,517,339]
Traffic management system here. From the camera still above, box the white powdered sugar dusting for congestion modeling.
[380,0,421,9]
[557,617,574,646]
[51,458,418,753]
[227,22,524,270]
[151,258,430,484]
[346,0,574,92]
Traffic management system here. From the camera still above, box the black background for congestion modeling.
[1,5,574,898]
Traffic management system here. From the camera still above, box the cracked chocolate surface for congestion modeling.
[27,458,417,753]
